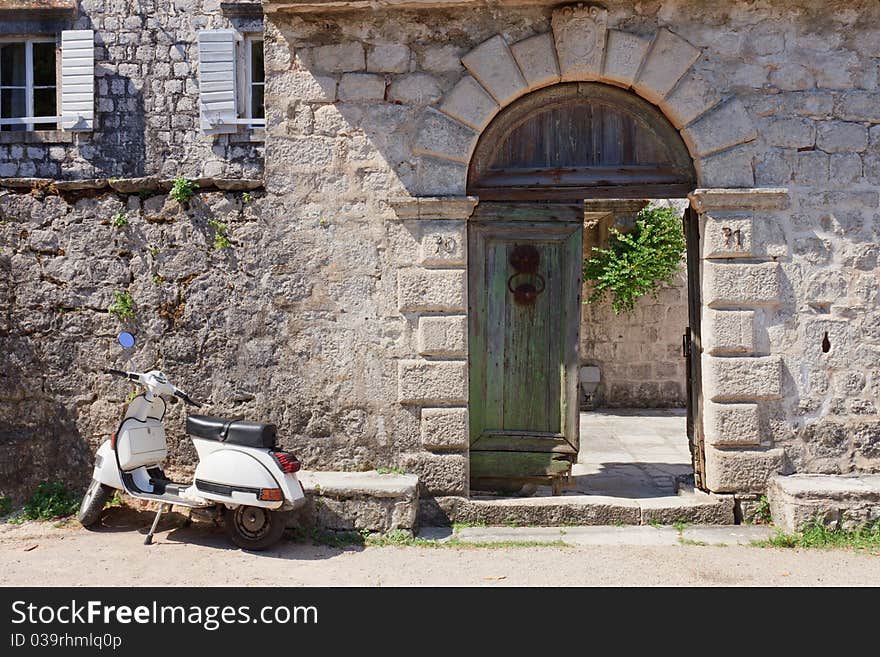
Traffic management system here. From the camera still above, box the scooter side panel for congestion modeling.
[92,440,123,489]
[192,438,306,506]
[193,447,284,509]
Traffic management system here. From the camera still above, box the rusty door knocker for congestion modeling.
[507,244,545,305]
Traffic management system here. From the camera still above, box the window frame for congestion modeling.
[0,36,60,132]
[241,33,264,125]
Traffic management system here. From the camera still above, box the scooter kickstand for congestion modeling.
[144,503,171,545]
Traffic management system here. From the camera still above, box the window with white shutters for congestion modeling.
[199,29,266,135]
[0,30,94,133]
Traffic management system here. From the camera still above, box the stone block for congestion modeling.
[397,268,466,312]
[601,29,650,87]
[338,73,385,102]
[682,99,758,158]
[267,72,337,102]
[418,220,465,266]
[461,35,527,106]
[386,73,441,105]
[701,214,755,259]
[418,315,467,357]
[768,474,880,533]
[660,73,722,129]
[703,261,780,307]
[703,401,762,446]
[696,144,756,188]
[412,108,478,164]
[312,42,365,73]
[510,32,560,89]
[401,451,468,496]
[413,157,468,196]
[835,91,880,123]
[552,3,608,82]
[367,44,411,73]
[816,121,868,153]
[398,360,468,404]
[633,28,700,104]
[421,407,469,451]
[439,76,499,131]
[296,470,419,532]
[703,309,756,355]
[760,117,815,149]
[704,446,784,493]
[703,355,783,402]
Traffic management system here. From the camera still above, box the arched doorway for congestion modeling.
[466,82,703,494]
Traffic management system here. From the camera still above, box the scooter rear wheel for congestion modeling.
[78,478,114,527]
[224,506,289,551]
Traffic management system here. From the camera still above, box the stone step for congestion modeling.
[768,474,880,533]
[451,489,734,526]
[419,524,775,546]
[294,470,420,533]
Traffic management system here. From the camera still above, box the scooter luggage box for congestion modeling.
[117,421,168,470]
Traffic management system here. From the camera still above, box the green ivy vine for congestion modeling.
[583,205,686,315]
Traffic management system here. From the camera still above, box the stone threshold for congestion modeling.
[419,523,775,546]
[0,176,263,194]
[450,489,735,526]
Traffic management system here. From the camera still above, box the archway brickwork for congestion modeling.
[412,3,759,193]
[396,4,791,499]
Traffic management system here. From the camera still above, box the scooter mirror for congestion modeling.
[117,332,136,349]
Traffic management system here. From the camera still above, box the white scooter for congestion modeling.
[79,332,306,550]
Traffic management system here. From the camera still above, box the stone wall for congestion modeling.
[580,271,688,408]
[0,1,263,179]
[2,0,880,507]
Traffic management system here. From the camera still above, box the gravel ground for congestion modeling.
[1,509,878,587]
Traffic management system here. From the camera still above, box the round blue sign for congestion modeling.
[117,332,136,349]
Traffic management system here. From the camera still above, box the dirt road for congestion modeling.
[1,510,878,587]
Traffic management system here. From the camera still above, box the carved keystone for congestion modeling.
[551,3,608,81]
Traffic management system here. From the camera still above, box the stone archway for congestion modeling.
[394,4,791,505]
[411,3,759,193]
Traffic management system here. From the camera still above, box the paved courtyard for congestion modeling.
[563,409,693,498]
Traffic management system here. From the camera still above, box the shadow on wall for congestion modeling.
[0,269,94,502]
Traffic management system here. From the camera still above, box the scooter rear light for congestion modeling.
[110,432,117,449]
[259,488,283,502]
[270,450,301,474]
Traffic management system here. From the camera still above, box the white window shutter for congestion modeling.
[61,30,95,132]
[198,30,239,135]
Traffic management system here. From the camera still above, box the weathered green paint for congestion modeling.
[469,203,583,488]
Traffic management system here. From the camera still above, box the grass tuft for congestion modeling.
[8,481,80,524]
[753,517,880,552]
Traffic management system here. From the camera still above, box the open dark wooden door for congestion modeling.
[468,203,582,493]
[683,206,706,489]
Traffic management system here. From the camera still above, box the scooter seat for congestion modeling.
[186,415,277,448]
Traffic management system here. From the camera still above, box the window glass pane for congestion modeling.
[0,43,27,87]
[251,40,264,83]
[34,87,56,120]
[251,85,264,119]
[32,42,56,87]
[0,87,27,131]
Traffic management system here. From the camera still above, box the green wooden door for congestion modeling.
[468,203,583,492]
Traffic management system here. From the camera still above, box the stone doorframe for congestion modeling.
[389,5,792,500]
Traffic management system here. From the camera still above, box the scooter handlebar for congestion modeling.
[103,368,139,381]
[174,389,203,408]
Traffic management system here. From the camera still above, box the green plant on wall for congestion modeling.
[582,205,686,315]
[108,291,135,319]
[208,217,231,250]
[170,176,197,204]
[112,211,129,228]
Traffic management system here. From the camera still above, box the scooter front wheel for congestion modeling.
[224,506,289,551]
[78,478,114,527]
